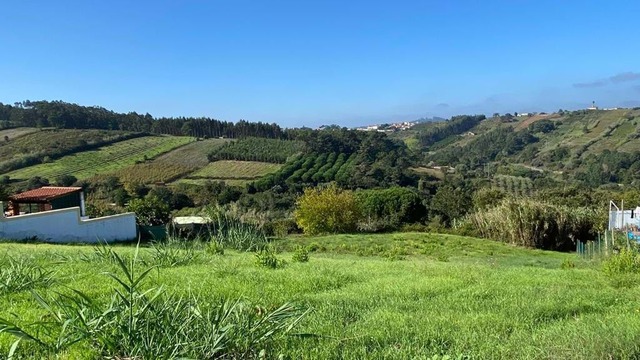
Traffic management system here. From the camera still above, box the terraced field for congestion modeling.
[7,136,192,181]
[177,160,282,186]
[104,139,228,184]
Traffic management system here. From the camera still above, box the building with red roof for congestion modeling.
[7,186,86,217]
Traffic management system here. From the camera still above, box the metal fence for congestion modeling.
[577,231,637,259]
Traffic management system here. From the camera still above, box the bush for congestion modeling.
[294,184,360,235]
[355,187,427,231]
[292,246,310,263]
[560,259,576,269]
[206,241,225,255]
[603,248,640,275]
[127,197,171,226]
[255,247,287,269]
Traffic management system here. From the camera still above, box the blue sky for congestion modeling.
[1,0,640,127]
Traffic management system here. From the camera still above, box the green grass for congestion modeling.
[2,233,640,358]
[7,135,193,181]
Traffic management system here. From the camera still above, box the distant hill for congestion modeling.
[401,108,640,187]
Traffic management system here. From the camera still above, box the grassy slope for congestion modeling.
[0,129,133,170]
[7,136,192,181]
[2,233,640,359]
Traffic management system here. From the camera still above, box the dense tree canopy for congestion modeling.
[0,100,285,139]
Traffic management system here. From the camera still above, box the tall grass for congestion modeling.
[0,247,308,359]
[205,206,269,251]
[0,255,56,293]
[467,198,601,250]
[146,234,204,267]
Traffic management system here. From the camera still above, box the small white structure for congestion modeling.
[172,216,211,231]
[0,207,137,243]
[608,201,640,230]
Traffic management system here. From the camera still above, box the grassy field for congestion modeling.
[176,160,282,186]
[7,136,192,181]
[2,233,640,359]
[0,127,39,141]
[103,138,228,184]
[0,129,135,173]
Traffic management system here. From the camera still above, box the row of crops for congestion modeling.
[208,138,304,164]
[0,129,140,173]
[253,152,357,191]
[103,139,229,184]
[492,175,534,196]
[7,136,193,181]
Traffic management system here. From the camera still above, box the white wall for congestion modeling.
[0,207,137,243]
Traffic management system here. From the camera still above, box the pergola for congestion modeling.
[6,186,84,217]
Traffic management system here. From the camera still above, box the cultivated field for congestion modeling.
[104,139,229,184]
[177,160,282,186]
[0,129,135,173]
[7,136,192,181]
[1,233,640,359]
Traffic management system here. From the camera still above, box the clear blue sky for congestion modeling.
[2,0,639,127]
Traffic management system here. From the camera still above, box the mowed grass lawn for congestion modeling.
[7,135,193,181]
[2,233,640,359]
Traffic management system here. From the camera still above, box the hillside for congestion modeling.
[398,108,640,187]
[7,135,192,181]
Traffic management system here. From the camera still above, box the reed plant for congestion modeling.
[0,255,56,293]
[467,198,600,250]
[0,246,308,359]
[205,205,269,251]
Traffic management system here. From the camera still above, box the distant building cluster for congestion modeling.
[586,101,619,111]
[354,121,417,132]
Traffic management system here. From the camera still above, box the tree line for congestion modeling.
[0,100,285,139]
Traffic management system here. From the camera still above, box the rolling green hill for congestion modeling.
[399,108,640,187]
[7,135,192,181]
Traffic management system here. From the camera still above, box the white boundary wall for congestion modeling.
[0,207,137,243]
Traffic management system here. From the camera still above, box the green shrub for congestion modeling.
[146,238,203,267]
[127,196,171,226]
[602,248,640,275]
[255,247,287,269]
[206,241,225,255]
[294,183,360,235]
[355,187,427,231]
[560,259,576,269]
[292,246,310,263]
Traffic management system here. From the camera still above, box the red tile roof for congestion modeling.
[9,186,82,203]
